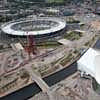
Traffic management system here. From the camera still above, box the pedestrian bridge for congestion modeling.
[28,68,49,93]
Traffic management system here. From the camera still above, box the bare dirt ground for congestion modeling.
[90,20,100,31]
[29,72,100,100]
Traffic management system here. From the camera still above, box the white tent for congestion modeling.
[94,55,100,84]
[77,48,100,84]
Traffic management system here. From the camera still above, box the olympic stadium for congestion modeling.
[1,17,66,39]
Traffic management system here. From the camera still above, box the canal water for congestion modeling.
[93,39,100,49]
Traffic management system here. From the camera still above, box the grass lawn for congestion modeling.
[64,31,83,41]
[60,53,73,66]
[37,41,62,48]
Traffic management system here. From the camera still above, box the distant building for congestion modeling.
[16,0,64,3]
[95,0,100,14]
[45,0,64,3]
[0,0,7,6]
[4,0,7,4]
[46,8,59,13]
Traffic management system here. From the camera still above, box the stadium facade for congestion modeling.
[1,17,66,39]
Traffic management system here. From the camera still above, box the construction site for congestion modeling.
[0,0,100,100]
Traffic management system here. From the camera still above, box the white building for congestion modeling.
[77,48,100,84]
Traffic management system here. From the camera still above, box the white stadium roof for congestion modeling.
[1,17,66,36]
[77,48,100,84]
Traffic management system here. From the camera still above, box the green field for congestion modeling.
[64,31,83,41]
